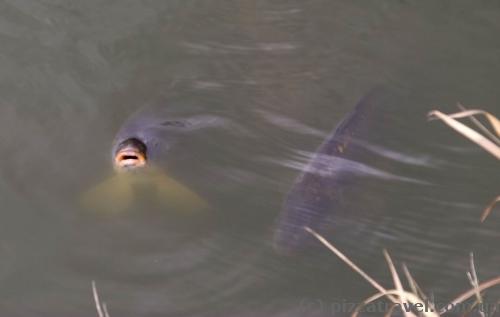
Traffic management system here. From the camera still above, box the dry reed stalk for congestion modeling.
[427,110,500,159]
[480,196,500,223]
[428,107,499,222]
[92,281,111,317]
[306,227,500,317]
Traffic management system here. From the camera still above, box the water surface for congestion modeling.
[0,1,499,316]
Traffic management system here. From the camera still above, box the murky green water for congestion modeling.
[0,1,499,316]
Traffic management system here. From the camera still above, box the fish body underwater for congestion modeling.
[83,106,214,213]
[274,91,384,254]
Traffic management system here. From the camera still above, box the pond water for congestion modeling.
[0,1,499,316]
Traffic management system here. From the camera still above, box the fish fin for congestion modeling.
[81,174,134,213]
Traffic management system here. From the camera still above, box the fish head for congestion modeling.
[113,137,148,171]
[80,115,208,213]
[110,110,185,170]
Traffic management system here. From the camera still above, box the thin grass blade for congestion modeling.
[480,195,500,222]
[428,110,500,159]
[440,276,500,314]
[305,227,398,303]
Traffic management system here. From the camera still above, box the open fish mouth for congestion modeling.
[114,138,147,171]
[114,149,146,170]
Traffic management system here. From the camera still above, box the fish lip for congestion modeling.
[114,147,147,171]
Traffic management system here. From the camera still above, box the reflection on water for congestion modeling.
[0,1,499,316]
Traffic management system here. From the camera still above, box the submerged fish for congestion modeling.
[83,107,213,213]
[273,91,384,253]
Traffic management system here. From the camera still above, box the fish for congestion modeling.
[273,90,387,253]
[82,106,215,213]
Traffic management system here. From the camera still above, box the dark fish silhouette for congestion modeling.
[274,91,384,253]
